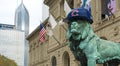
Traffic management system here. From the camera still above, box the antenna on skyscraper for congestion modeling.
[16,0,18,8]
[21,0,23,4]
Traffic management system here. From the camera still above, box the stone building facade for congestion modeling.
[27,0,120,66]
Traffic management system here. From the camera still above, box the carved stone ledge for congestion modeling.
[94,16,120,32]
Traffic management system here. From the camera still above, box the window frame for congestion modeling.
[51,56,57,66]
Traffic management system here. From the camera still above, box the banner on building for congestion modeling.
[64,0,71,16]
[81,0,92,13]
[107,0,116,15]
[48,14,57,29]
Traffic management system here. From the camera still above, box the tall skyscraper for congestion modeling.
[15,0,29,66]
[15,1,29,37]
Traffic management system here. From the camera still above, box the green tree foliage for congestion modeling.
[0,55,18,66]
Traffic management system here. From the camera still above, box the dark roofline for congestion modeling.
[0,23,15,26]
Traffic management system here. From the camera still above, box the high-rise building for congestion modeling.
[0,29,25,66]
[15,1,29,66]
[15,1,29,37]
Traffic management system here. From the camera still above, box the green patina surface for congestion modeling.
[67,20,120,66]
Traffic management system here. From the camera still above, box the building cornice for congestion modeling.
[44,0,61,7]
[47,42,68,53]
[94,16,120,32]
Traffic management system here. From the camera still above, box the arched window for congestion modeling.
[63,51,70,66]
[51,56,57,66]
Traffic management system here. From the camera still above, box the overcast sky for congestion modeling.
[0,0,44,33]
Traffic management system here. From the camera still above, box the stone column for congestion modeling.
[91,0,96,22]
[114,0,120,18]
[96,0,101,22]
[92,0,102,29]
[116,0,119,12]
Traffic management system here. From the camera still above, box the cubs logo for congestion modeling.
[71,9,79,16]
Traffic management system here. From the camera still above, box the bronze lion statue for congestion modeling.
[66,8,120,66]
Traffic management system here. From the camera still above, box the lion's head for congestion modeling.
[67,20,91,41]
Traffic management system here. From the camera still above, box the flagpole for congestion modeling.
[47,13,61,45]
[46,27,61,45]
[46,23,61,45]
[40,20,41,24]
[52,35,61,45]
[61,25,67,31]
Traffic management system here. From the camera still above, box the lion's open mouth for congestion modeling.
[71,29,80,37]
[72,33,79,36]
[71,29,79,34]
[70,29,81,40]
[71,32,81,40]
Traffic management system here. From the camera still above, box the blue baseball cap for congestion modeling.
[66,7,93,24]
